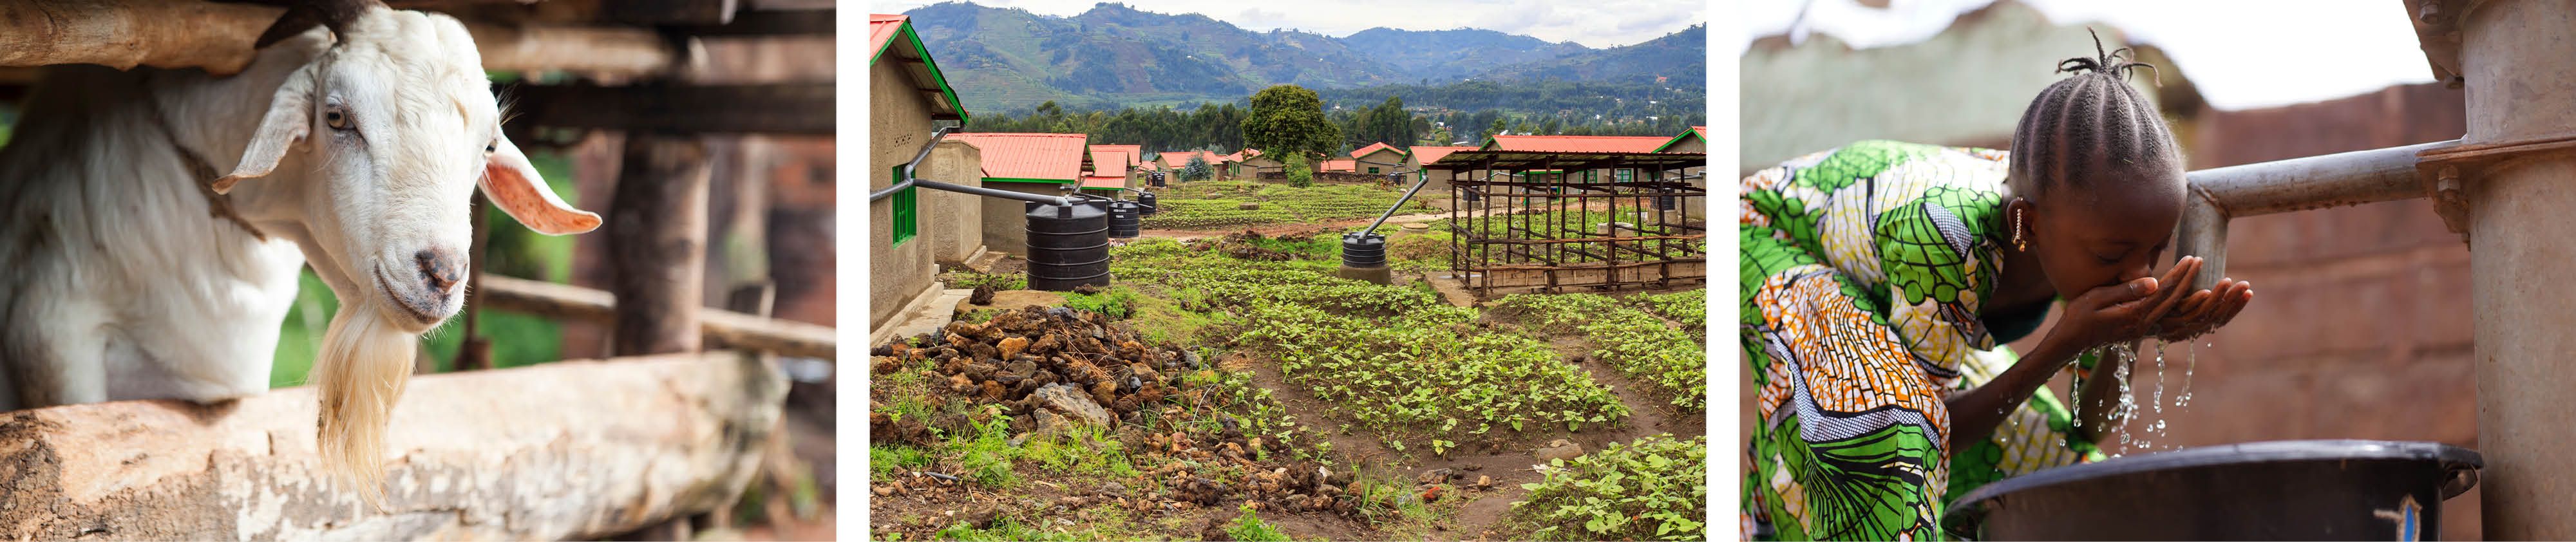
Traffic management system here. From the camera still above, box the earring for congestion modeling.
[2013,210,2029,251]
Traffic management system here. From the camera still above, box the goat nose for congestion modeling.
[416,248,466,295]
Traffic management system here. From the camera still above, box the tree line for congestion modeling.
[964,80,1703,157]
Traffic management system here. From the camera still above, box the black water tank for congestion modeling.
[1026,203,1111,290]
[1138,192,1159,216]
[1949,440,2481,541]
[1656,194,1678,210]
[1340,232,1386,268]
[1108,201,1141,238]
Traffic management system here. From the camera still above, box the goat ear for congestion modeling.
[213,64,318,194]
[480,136,601,235]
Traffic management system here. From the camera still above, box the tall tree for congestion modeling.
[1241,85,1341,157]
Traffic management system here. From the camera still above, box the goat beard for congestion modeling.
[312,302,417,509]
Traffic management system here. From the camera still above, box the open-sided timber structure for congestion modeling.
[1427,151,1709,295]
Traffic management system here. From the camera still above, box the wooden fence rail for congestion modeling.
[0,351,785,540]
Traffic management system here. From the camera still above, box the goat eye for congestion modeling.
[486,142,496,153]
[324,107,351,130]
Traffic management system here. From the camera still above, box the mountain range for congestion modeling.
[898,1,1707,113]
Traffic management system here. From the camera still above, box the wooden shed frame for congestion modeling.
[1430,151,1709,295]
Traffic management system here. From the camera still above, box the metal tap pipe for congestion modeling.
[869,126,959,201]
[2172,139,2454,290]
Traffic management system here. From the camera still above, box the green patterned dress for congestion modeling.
[1739,140,2105,541]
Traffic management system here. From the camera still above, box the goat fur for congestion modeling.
[0,7,592,507]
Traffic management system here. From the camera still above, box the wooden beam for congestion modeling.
[507,82,833,135]
[0,351,786,540]
[601,0,736,25]
[475,275,834,360]
[0,1,679,77]
[467,23,679,79]
[0,0,278,75]
[667,10,833,37]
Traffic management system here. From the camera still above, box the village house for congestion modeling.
[1082,144,1134,196]
[946,132,1090,252]
[1157,150,1230,180]
[1090,144,1142,183]
[1349,142,1409,179]
[1404,145,1479,194]
[868,13,980,332]
[1229,148,1282,178]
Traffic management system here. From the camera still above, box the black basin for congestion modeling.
[1947,440,2482,541]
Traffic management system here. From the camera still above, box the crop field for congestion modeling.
[1139,180,1434,231]
[869,231,1709,541]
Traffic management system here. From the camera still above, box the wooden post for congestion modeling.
[608,134,712,356]
[453,193,493,372]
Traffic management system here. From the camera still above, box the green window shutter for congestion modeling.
[1368,167,1380,174]
[1616,168,1634,183]
[889,166,918,247]
[1585,169,1597,183]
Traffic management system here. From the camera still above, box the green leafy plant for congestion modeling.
[1492,291,1709,411]
[1226,503,1294,542]
[1510,435,1709,541]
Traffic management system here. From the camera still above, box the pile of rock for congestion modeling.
[873,306,1201,432]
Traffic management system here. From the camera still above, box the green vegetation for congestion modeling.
[1139,198,1299,230]
[1141,181,1430,230]
[1183,156,1214,182]
[1062,286,1141,319]
[940,268,1028,291]
[1637,289,1708,338]
[1242,84,1341,157]
[1510,435,1709,541]
[1226,503,1295,542]
[1283,153,1314,188]
[1256,184,1432,221]
[1491,291,1709,411]
[1112,238,1631,442]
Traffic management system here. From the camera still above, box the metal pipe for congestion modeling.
[909,179,1074,207]
[869,126,958,201]
[2185,140,2452,217]
[2170,139,2455,290]
[1354,170,1438,238]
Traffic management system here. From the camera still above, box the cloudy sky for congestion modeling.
[870,0,1709,49]
[1728,0,2438,111]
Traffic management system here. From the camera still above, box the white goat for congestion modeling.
[0,5,598,503]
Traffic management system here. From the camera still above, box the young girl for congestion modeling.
[1739,42,2255,540]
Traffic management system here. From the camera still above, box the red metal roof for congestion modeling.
[948,133,1089,180]
[871,14,908,59]
[1410,145,1478,165]
[1483,135,1671,153]
[1088,145,1135,177]
[1160,150,1226,168]
[1079,176,1126,190]
[1091,144,1142,167]
[1349,142,1405,158]
[1319,159,1356,173]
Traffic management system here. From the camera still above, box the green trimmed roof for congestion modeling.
[870,14,971,124]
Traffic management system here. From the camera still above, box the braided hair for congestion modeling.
[2008,29,2184,202]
